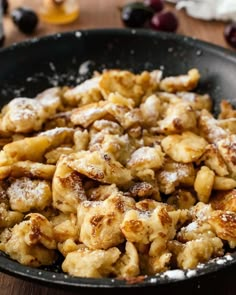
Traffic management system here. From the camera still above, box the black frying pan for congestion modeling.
[0,28,236,291]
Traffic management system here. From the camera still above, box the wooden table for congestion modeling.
[1,1,236,294]
[2,0,233,50]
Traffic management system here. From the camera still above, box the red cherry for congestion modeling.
[144,0,164,12]
[11,7,38,34]
[150,11,178,32]
[224,22,236,49]
[121,2,154,28]
[0,36,5,47]
[1,0,8,14]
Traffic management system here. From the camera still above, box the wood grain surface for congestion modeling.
[1,1,236,294]
[2,0,233,49]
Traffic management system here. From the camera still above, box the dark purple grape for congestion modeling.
[2,0,9,14]
[224,22,236,49]
[11,7,38,34]
[0,35,5,47]
[144,0,164,12]
[121,2,154,28]
[150,11,178,32]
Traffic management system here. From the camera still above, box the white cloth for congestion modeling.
[167,0,236,22]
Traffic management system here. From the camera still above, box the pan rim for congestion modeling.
[1,251,236,288]
[1,28,236,289]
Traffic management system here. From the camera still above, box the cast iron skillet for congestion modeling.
[0,28,236,289]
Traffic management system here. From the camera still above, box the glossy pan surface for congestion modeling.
[0,28,236,289]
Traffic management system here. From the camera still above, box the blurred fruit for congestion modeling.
[2,0,9,14]
[11,7,38,34]
[144,0,164,12]
[120,2,154,28]
[224,22,236,49]
[150,11,178,32]
[0,35,5,47]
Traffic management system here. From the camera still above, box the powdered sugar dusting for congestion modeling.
[78,60,95,76]
[216,258,226,265]
[156,254,234,282]
[82,200,103,208]
[213,254,233,265]
[75,31,82,38]
[8,98,41,122]
[186,269,197,278]
[162,269,185,280]
[147,268,199,284]
[197,263,205,269]
[9,179,46,200]
[9,87,26,97]
[149,277,158,283]
[48,62,60,87]
[185,221,198,232]
[139,210,152,219]
[202,113,227,142]
[49,62,56,72]
[196,254,234,269]
[195,204,212,221]
[7,178,50,212]
[225,254,233,261]
[221,213,228,222]
[39,127,73,138]
[164,171,178,182]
